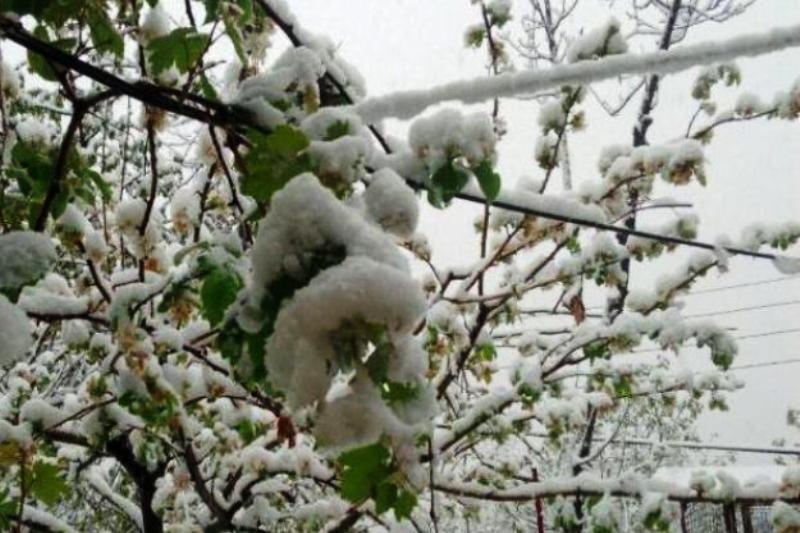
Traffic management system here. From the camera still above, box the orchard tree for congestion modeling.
[1,1,800,532]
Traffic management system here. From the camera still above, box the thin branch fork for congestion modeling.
[0,17,255,133]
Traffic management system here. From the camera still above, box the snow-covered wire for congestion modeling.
[352,22,800,122]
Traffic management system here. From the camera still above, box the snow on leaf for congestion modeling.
[0,231,57,293]
[147,28,209,76]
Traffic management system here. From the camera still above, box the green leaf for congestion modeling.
[203,0,221,22]
[2,0,51,18]
[0,488,16,529]
[200,74,219,100]
[584,342,610,362]
[200,269,242,326]
[429,160,469,207]
[472,159,501,201]
[374,482,398,515]
[217,320,245,364]
[393,489,417,520]
[324,120,351,141]
[241,125,312,202]
[147,28,209,76]
[381,381,419,405]
[338,442,393,502]
[10,141,55,196]
[29,462,70,506]
[88,10,124,58]
[476,343,497,362]
[365,343,393,383]
[223,9,248,64]
[28,27,73,81]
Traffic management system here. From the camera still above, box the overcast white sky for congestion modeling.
[290,0,800,462]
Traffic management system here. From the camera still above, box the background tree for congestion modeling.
[1,0,800,532]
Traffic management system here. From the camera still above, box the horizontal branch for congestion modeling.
[434,475,800,505]
[352,22,800,121]
[442,181,796,263]
[0,17,259,134]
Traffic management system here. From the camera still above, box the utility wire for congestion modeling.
[684,299,800,319]
[689,275,800,295]
[584,276,800,311]
[630,327,800,353]
[729,358,800,371]
[734,327,800,341]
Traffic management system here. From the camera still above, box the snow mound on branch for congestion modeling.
[300,108,364,140]
[364,168,419,238]
[249,174,432,449]
[567,18,628,64]
[250,173,407,301]
[266,256,425,408]
[409,108,496,168]
[0,231,57,291]
[0,295,32,366]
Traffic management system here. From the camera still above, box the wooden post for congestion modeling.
[741,504,754,533]
[722,503,737,533]
[679,501,689,533]
[532,468,545,533]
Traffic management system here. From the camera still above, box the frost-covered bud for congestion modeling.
[734,92,763,117]
[664,140,705,186]
[781,467,800,498]
[309,136,367,189]
[774,78,800,119]
[55,204,89,248]
[0,60,20,100]
[689,470,716,495]
[63,320,90,348]
[537,100,566,133]
[566,18,627,63]
[486,0,512,26]
[534,132,559,170]
[139,3,170,44]
[84,230,108,265]
[364,168,419,239]
[692,63,741,101]
[464,23,485,48]
[16,118,56,147]
[115,199,146,234]
[170,187,201,236]
[301,108,363,141]
[0,295,32,366]
[772,501,800,533]
[409,233,432,261]
[408,109,496,169]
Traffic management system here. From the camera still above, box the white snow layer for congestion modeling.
[0,231,57,290]
[0,294,32,366]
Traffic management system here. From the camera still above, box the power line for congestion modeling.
[688,275,800,296]
[585,275,800,311]
[735,327,800,341]
[729,358,800,371]
[629,327,800,353]
[684,299,800,319]
[525,432,800,456]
